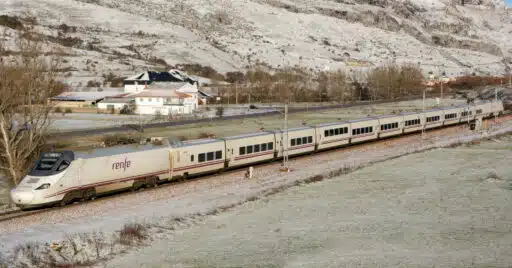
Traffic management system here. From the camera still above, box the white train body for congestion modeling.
[224,132,277,167]
[10,100,505,208]
[315,122,351,150]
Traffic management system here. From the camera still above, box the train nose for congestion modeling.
[10,188,35,205]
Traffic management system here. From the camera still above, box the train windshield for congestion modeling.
[28,152,74,176]
[35,157,60,171]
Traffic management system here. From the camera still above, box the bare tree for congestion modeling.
[0,31,64,206]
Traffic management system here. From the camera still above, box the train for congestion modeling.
[10,100,504,209]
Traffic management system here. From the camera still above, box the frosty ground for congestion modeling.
[105,134,512,268]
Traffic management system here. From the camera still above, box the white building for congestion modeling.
[134,89,197,115]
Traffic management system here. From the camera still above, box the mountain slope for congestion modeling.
[1,0,511,85]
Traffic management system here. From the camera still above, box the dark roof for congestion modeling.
[125,71,197,85]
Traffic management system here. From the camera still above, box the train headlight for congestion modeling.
[35,183,51,190]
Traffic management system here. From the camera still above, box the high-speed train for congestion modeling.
[10,100,504,209]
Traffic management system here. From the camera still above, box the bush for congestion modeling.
[64,108,73,113]
[102,72,126,87]
[118,223,148,246]
[54,107,62,113]
[0,15,24,30]
[120,104,135,115]
[102,134,141,147]
[215,106,225,117]
[198,132,215,139]
[86,80,101,87]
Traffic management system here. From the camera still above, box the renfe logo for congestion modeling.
[112,157,131,171]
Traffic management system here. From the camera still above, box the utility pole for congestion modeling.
[282,103,289,171]
[235,84,238,105]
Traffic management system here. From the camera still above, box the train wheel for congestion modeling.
[83,189,97,201]
[146,177,158,188]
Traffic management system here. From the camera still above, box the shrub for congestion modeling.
[120,104,135,115]
[0,15,24,30]
[54,107,62,113]
[102,134,141,147]
[86,80,101,87]
[102,72,126,87]
[64,108,72,113]
[215,106,224,117]
[118,223,148,246]
[198,132,215,139]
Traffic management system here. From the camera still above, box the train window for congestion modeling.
[334,128,339,135]
[191,155,194,162]
[356,129,361,135]
[329,129,334,136]
[239,147,246,155]
[308,136,313,143]
[198,153,205,163]
[261,143,267,151]
[57,161,69,171]
[254,144,260,153]
[291,139,296,146]
[324,130,329,137]
[268,142,273,150]
[476,109,482,114]
[247,146,253,154]
[381,125,385,131]
[215,151,222,160]
[302,137,307,144]
[344,127,348,134]
[369,127,373,132]
[207,152,214,161]
[297,138,302,145]
[352,129,356,135]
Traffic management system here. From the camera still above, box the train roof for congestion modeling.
[347,116,378,123]
[286,126,314,132]
[399,111,422,116]
[314,121,350,127]
[171,138,223,148]
[223,131,274,140]
[74,143,168,159]
[373,114,404,119]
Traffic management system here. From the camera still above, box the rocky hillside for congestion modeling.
[0,0,511,85]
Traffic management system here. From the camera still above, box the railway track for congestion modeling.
[1,114,510,223]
